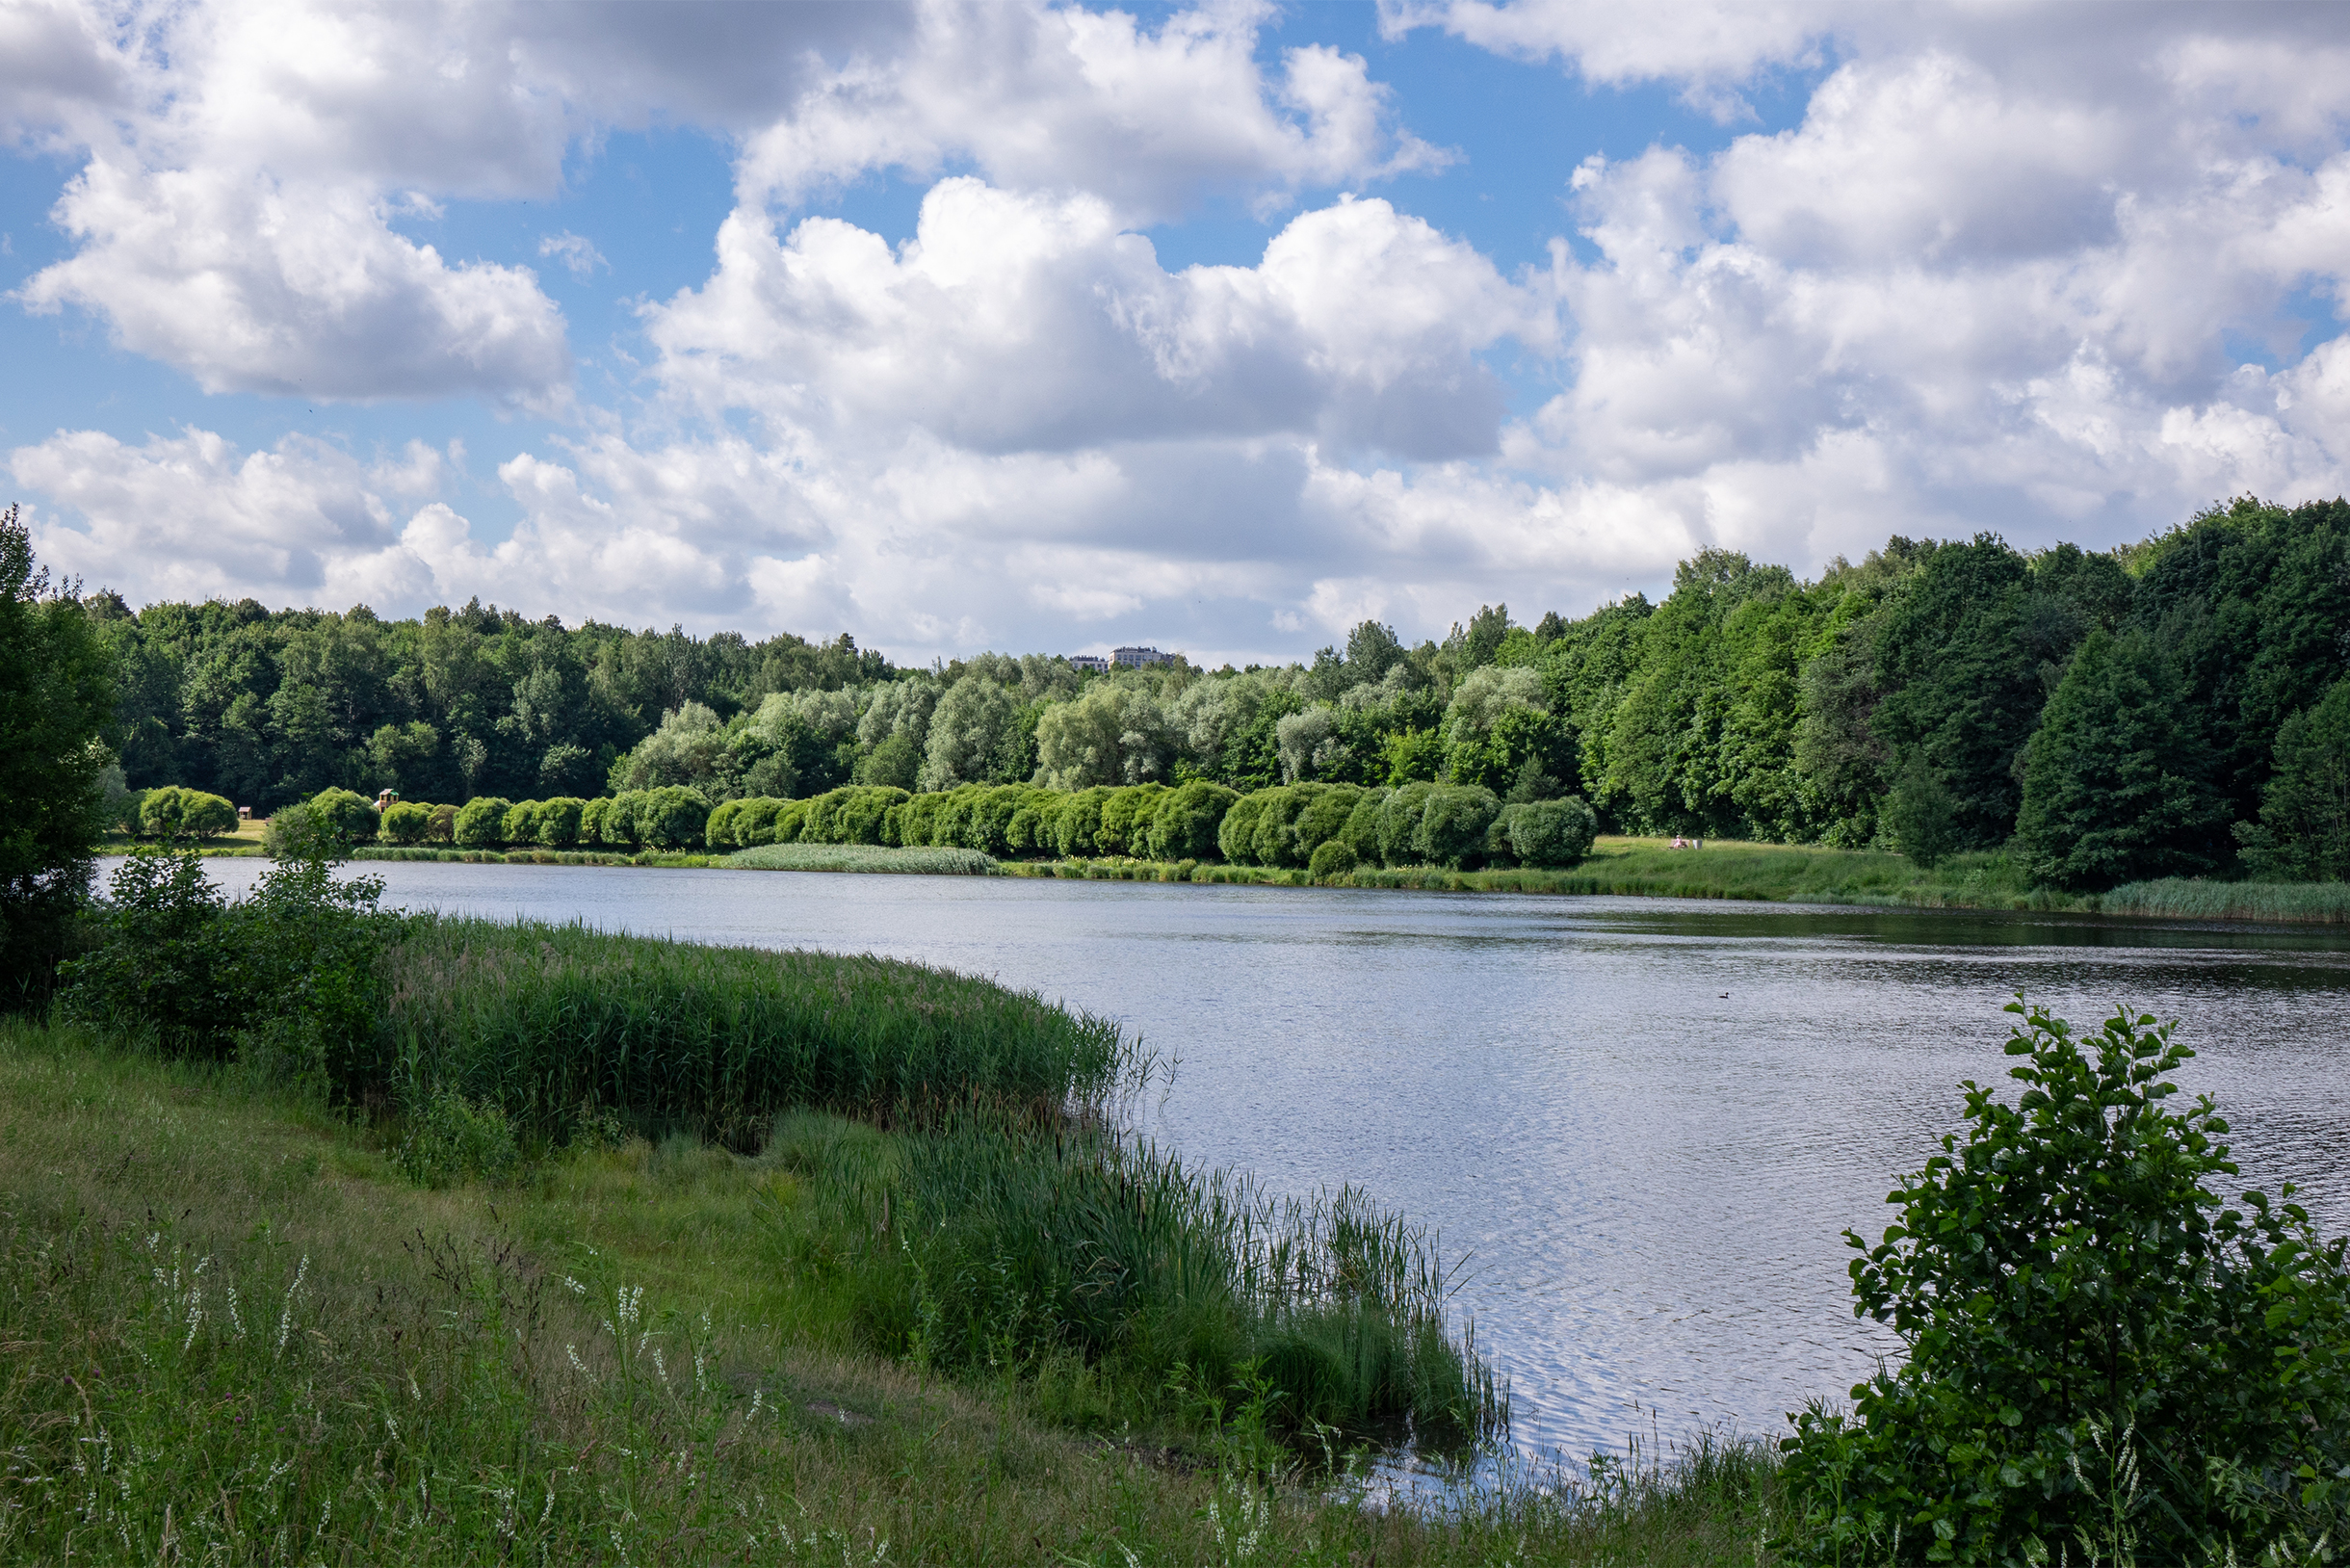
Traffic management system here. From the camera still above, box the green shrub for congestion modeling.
[263,801,328,859]
[1780,1001,2350,1566]
[1216,791,1268,865]
[498,799,540,845]
[426,802,457,844]
[454,797,511,848]
[1307,840,1357,882]
[1376,781,1436,865]
[308,788,380,845]
[1493,797,1597,868]
[737,797,784,847]
[1054,786,1113,856]
[577,796,609,845]
[601,791,645,847]
[394,1087,522,1188]
[107,781,146,837]
[1147,779,1237,860]
[639,786,711,849]
[1340,788,1387,863]
[772,798,808,844]
[1419,786,1499,869]
[61,844,385,1070]
[1004,788,1061,857]
[839,786,906,845]
[704,798,745,849]
[1292,784,1362,864]
[534,797,584,848]
[380,799,432,845]
[139,785,239,839]
[1097,784,1168,856]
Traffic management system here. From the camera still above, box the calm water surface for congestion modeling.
[177,858,2350,1459]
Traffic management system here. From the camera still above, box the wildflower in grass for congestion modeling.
[274,1255,308,1358]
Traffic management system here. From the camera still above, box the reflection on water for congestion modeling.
[163,858,2350,1459]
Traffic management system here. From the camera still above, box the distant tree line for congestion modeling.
[70,494,2350,891]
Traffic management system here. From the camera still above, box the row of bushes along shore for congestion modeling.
[250,777,1599,875]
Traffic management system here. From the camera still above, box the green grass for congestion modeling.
[376,918,1124,1145]
[0,1019,1784,1566]
[728,843,997,875]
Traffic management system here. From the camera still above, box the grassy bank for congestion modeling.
[0,1017,1780,1565]
[1001,839,2350,925]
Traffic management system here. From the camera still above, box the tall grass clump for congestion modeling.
[728,842,995,875]
[377,918,1123,1146]
[763,1107,1507,1454]
[2102,875,2350,923]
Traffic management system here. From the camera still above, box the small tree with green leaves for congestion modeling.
[1780,1000,2350,1566]
[1885,750,1957,870]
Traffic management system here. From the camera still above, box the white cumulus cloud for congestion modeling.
[648,180,1548,461]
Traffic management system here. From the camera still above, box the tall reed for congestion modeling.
[727,843,995,875]
[2100,875,2350,923]
[376,918,1123,1145]
[767,1107,1507,1451]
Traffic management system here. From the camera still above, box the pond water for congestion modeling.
[168,858,2350,1460]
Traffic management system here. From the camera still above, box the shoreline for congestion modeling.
[106,834,2350,927]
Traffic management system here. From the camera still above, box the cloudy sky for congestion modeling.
[3,1,2346,665]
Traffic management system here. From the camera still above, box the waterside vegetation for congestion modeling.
[73,495,2350,905]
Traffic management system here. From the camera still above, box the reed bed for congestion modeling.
[2100,875,2350,923]
[726,843,996,875]
[763,1108,1506,1451]
[377,918,1123,1145]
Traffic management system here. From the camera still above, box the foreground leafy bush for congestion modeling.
[62,846,386,1081]
[1780,1000,2350,1566]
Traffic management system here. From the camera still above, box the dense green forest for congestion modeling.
[83,495,2350,889]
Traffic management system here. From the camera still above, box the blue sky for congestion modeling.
[4,1,2346,664]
